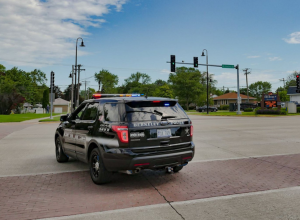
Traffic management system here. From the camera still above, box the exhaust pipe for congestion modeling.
[166,166,173,173]
[119,168,142,175]
[134,167,141,174]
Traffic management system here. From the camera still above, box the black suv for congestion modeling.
[55,94,195,184]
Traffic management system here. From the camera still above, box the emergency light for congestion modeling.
[92,94,141,99]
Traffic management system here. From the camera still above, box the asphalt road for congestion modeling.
[0,115,300,220]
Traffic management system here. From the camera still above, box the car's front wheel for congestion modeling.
[89,148,112,184]
[55,137,69,163]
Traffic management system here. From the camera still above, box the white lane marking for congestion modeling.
[39,186,300,220]
[190,152,300,163]
[171,186,300,204]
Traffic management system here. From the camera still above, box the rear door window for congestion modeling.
[103,102,121,122]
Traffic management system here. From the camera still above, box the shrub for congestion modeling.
[297,107,300,113]
[244,108,253,112]
[219,105,229,110]
[256,109,286,115]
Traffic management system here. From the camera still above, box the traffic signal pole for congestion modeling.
[168,56,241,115]
[236,65,241,114]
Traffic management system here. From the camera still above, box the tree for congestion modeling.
[249,81,272,100]
[42,89,49,109]
[279,90,289,101]
[285,71,300,90]
[153,84,174,98]
[94,69,119,94]
[0,64,47,114]
[154,79,167,86]
[122,72,152,94]
[125,72,151,85]
[214,89,224,96]
[168,67,203,110]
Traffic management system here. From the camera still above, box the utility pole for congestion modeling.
[71,65,74,113]
[279,78,285,89]
[76,64,85,107]
[243,68,251,103]
[82,81,90,100]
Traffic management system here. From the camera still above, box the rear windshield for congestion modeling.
[125,101,188,122]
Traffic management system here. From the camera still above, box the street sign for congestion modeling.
[222,64,235,68]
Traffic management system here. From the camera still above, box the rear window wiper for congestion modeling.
[126,110,163,116]
[161,116,176,119]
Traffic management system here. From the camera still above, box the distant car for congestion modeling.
[197,106,218,112]
[240,103,257,111]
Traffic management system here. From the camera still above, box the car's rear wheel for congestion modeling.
[55,137,69,163]
[89,148,112,184]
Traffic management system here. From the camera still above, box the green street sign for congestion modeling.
[222,64,235,68]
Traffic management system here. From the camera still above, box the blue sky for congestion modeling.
[1,0,300,92]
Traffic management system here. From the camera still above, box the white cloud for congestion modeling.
[217,71,280,88]
[269,57,282,61]
[160,69,171,74]
[284,32,300,44]
[247,55,260,59]
[0,0,126,66]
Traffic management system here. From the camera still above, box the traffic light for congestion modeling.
[193,57,198,67]
[170,55,175,72]
[51,71,55,88]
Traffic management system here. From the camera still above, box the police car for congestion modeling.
[55,94,195,184]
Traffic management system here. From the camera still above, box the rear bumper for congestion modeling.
[102,142,195,171]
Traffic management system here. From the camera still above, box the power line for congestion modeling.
[279,78,285,88]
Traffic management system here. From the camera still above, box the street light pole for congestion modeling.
[75,37,85,108]
[202,49,209,114]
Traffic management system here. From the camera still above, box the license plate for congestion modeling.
[157,129,171,138]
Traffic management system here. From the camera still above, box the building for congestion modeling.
[52,98,70,113]
[213,92,256,106]
[287,86,300,103]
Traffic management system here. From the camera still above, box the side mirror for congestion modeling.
[60,114,69,122]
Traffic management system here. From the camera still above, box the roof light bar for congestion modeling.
[92,94,141,99]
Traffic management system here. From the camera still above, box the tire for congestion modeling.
[89,148,112,185]
[55,137,69,163]
[173,166,183,173]
[202,109,205,112]
[214,109,217,112]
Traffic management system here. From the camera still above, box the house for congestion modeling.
[213,92,256,106]
[287,86,300,103]
[52,98,70,113]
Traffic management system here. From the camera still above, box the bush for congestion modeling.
[256,109,286,115]
[297,107,300,113]
[219,105,229,110]
[244,108,253,112]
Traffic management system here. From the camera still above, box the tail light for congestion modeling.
[112,125,128,143]
[190,125,193,137]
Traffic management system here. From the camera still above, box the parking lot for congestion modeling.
[1,115,300,219]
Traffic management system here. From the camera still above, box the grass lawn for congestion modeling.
[0,113,61,122]
[186,110,300,117]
